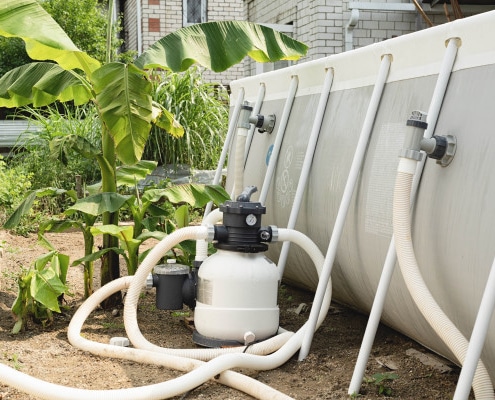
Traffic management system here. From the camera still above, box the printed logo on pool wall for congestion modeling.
[276,145,295,209]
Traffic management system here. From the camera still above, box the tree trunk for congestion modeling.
[99,128,122,308]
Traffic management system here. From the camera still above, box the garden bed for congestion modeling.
[0,230,471,399]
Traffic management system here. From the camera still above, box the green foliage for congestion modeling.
[364,372,399,396]
[40,0,118,63]
[0,37,31,77]
[11,243,70,333]
[0,0,308,297]
[146,67,229,170]
[10,103,101,193]
[0,155,33,227]
[0,0,130,77]
[72,182,231,275]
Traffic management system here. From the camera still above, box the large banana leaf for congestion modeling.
[92,63,154,165]
[0,62,92,108]
[0,0,100,75]
[134,21,308,72]
[66,193,130,217]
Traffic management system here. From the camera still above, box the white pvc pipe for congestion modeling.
[277,68,334,279]
[298,54,392,361]
[348,239,397,395]
[393,158,494,400]
[259,75,298,205]
[348,37,460,396]
[195,207,222,262]
[454,255,495,400]
[244,83,266,163]
[204,88,244,216]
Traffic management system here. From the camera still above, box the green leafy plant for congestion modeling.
[0,155,33,230]
[73,183,230,275]
[364,372,399,396]
[10,103,102,193]
[0,0,308,306]
[11,238,70,333]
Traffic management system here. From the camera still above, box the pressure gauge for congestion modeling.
[245,213,257,226]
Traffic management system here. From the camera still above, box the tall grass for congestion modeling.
[10,103,102,192]
[145,66,229,170]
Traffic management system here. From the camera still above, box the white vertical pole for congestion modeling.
[259,76,299,205]
[277,68,334,279]
[299,54,392,361]
[453,255,495,400]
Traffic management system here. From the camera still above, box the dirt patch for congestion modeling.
[0,230,471,399]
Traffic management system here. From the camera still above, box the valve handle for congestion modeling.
[237,186,257,202]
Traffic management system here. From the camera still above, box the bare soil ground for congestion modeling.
[0,229,471,399]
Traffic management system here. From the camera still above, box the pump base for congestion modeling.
[192,330,244,348]
[192,329,277,348]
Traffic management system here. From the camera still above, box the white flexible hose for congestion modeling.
[1,276,291,400]
[393,159,494,399]
[232,129,248,199]
[1,225,331,399]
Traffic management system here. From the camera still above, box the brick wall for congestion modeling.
[247,0,494,64]
[142,0,167,50]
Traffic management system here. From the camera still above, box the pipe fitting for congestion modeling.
[238,102,253,130]
[249,113,276,134]
[430,134,456,167]
[402,110,456,166]
[401,110,427,161]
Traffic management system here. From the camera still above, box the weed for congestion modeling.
[364,372,399,396]
[171,310,190,318]
[100,321,125,330]
[10,354,22,370]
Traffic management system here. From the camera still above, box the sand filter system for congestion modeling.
[2,9,495,400]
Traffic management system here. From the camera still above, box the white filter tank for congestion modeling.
[194,250,280,345]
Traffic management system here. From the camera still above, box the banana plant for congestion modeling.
[11,238,70,333]
[0,0,308,304]
[70,183,230,276]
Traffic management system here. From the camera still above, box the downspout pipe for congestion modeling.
[345,8,359,52]
[348,37,460,396]
[298,54,392,361]
[393,115,494,399]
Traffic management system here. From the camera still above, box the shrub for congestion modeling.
[0,155,32,226]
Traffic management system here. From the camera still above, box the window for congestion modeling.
[183,0,207,26]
